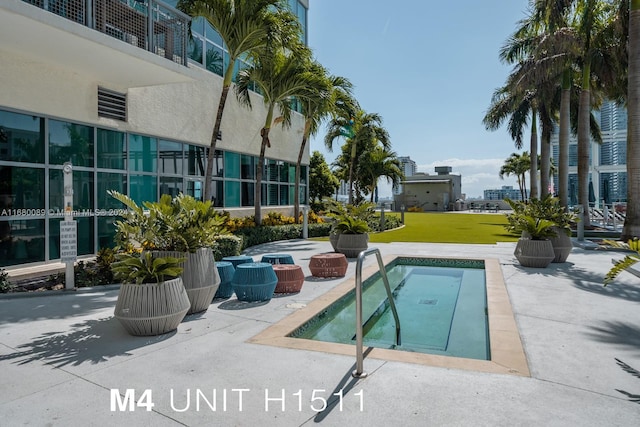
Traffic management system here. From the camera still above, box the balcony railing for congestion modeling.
[22,0,190,66]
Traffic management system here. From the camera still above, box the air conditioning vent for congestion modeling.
[98,87,127,121]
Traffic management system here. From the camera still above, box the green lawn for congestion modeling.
[368,212,519,244]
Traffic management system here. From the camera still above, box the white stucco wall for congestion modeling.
[0,47,307,165]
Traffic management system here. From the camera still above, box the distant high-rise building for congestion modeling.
[393,156,418,195]
[484,186,522,201]
[551,100,627,206]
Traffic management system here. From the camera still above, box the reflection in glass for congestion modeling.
[187,145,206,176]
[50,169,94,212]
[97,128,126,169]
[160,176,183,197]
[225,151,240,179]
[241,182,254,206]
[188,36,204,65]
[98,173,127,209]
[206,42,224,76]
[129,134,157,172]
[225,181,240,207]
[49,120,94,166]
[130,174,157,205]
[186,180,203,201]
[241,154,255,179]
[0,110,44,163]
[98,216,117,249]
[210,180,223,207]
[159,140,184,174]
[268,183,278,205]
[280,184,289,205]
[0,166,45,211]
[0,219,45,266]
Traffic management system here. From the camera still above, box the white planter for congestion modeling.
[114,277,190,336]
[514,239,555,268]
[337,233,369,258]
[154,248,220,314]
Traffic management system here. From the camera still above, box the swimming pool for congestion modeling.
[290,258,489,360]
[249,255,529,376]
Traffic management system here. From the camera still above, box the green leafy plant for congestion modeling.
[212,234,243,260]
[604,238,640,286]
[109,191,226,253]
[111,251,184,285]
[506,214,557,240]
[505,196,578,236]
[325,200,374,235]
[0,268,12,293]
[334,215,370,234]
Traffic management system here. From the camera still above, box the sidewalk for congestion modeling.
[1,240,639,426]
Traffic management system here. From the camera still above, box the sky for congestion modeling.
[307,0,533,199]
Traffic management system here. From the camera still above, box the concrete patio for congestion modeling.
[1,240,639,426]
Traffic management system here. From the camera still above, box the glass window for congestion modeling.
[98,172,127,209]
[204,21,224,46]
[97,128,126,170]
[211,180,223,207]
[160,176,183,198]
[288,165,296,183]
[205,42,224,76]
[50,217,94,259]
[187,145,206,176]
[0,166,45,211]
[0,109,44,163]
[299,185,307,205]
[0,219,45,266]
[188,35,204,65]
[98,216,117,249]
[159,140,184,175]
[225,181,240,207]
[241,154,255,180]
[279,161,288,182]
[267,159,278,181]
[241,182,254,207]
[279,184,289,205]
[129,174,157,205]
[128,134,157,172]
[268,183,278,205]
[300,165,307,184]
[186,180,203,201]
[49,119,94,166]
[225,151,240,178]
[569,144,578,167]
[50,169,94,212]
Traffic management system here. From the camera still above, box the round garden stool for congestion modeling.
[213,261,235,299]
[260,253,295,265]
[221,255,254,268]
[309,253,348,278]
[272,264,305,293]
[231,262,278,302]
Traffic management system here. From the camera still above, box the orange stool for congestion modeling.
[309,253,348,278]
[272,264,305,293]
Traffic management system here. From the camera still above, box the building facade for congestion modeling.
[392,156,417,196]
[394,167,462,212]
[550,100,627,207]
[484,186,522,201]
[0,0,309,268]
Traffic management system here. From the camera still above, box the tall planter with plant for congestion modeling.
[327,201,374,258]
[110,192,225,314]
[112,252,190,336]
[506,207,557,268]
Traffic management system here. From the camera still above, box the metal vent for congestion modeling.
[98,87,127,121]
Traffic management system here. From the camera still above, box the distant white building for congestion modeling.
[484,186,523,201]
[393,156,418,195]
[394,166,463,212]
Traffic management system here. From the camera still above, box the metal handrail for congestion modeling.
[352,248,401,378]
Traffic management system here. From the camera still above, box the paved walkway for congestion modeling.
[1,240,639,426]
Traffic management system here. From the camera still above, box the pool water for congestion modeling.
[289,258,489,360]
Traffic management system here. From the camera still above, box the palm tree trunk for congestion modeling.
[530,111,538,200]
[540,121,551,198]
[294,123,311,224]
[623,1,640,239]
[348,140,357,205]
[204,65,235,201]
[578,60,592,227]
[559,69,571,208]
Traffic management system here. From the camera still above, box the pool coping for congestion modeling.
[248,255,530,377]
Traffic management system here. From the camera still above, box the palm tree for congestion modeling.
[294,62,353,222]
[624,0,640,239]
[358,147,404,203]
[324,109,390,204]
[500,152,531,201]
[177,0,297,201]
[235,43,327,225]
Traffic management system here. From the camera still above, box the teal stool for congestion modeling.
[214,261,235,299]
[221,255,254,268]
[232,262,277,302]
[260,254,294,265]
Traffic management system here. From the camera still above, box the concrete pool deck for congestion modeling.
[1,240,639,426]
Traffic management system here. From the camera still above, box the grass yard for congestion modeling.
[369,212,519,244]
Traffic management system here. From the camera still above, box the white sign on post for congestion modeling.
[60,220,77,263]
